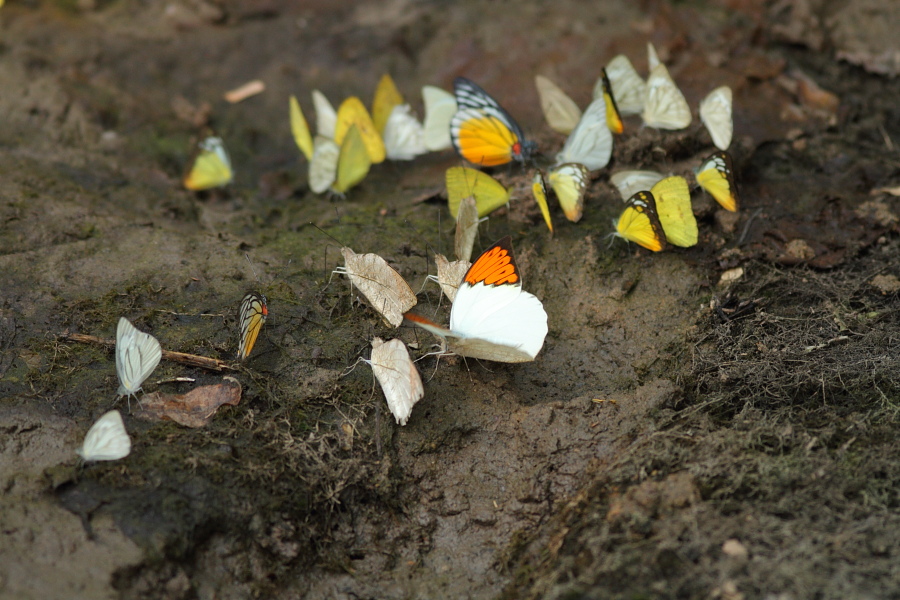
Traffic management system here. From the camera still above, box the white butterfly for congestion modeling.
[427,254,471,303]
[421,85,457,151]
[647,42,661,71]
[77,410,132,462]
[406,237,548,363]
[535,74,582,135]
[383,104,427,160]
[366,337,424,426]
[599,55,647,115]
[610,170,666,201]
[642,64,692,130]
[699,85,733,150]
[335,248,417,327]
[116,317,162,409]
[308,136,340,194]
[555,97,613,171]
[312,89,337,139]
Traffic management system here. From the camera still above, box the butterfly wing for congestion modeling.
[77,410,131,461]
[312,89,337,139]
[642,64,692,130]
[333,124,373,194]
[555,98,613,170]
[610,170,666,201]
[451,77,534,166]
[531,171,554,232]
[289,95,314,161]
[334,96,386,164]
[308,136,340,194]
[340,248,417,327]
[601,55,647,115]
[183,137,233,191]
[651,176,698,247]
[548,162,589,222]
[455,195,479,263]
[238,292,268,360]
[422,85,457,151]
[383,104,427,161]
[432,254,471,303]
[116,317,162,396]
[535,74,582,135]
[598,69,624,134]
[699,86,733,151]
[369,337,424,426]
[614,191,667,252]
[696,151,739,211]
[445,166,510,218]
[372,73,404,135]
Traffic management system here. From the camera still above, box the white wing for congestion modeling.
[699,86,733,150]
[601,55,647,115]
[422,85,457,151]
[535,75,582,135]
[555,97,613,170]
[339,248,417,327]
[642,64,692,130]
[115,317,162,398]
[309,136,339,194]
[449,282,548,362]
[368,338,424,426]
[312,89,337,139]
[77,410,132,462]
[383,104,427,161]
[610,170,666,201]
[647,42,661,71]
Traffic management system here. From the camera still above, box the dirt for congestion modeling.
[2,0,900,599]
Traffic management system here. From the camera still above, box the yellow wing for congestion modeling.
[183,136,233,191]
[696,151,739,212]
[535,75,582,135]
[372,73,404,135]
[446,166,510,218]
[333,125,372,194]
[599,69,624,134]
[289,95,313,161]
[531,171,553,232]
[548,163,589,222]
[614,191,667,252]
[335,96,386,164]
[651,176,698,247]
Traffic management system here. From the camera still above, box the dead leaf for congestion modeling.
[136,377,242,427]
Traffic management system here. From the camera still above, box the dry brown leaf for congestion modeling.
[136,377,242,428]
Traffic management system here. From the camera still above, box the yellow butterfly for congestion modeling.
[651,176,698,247]
[613,191,667,252]
[531,171,553,232]
[289,95,313,161]
[333,124,372,195]
[183,136,233,191]
[598,69,624,134]
[445,166,510,219]
[372,73,404,135]
[549,163,589,223]
[696,151,739,212]
[535,75,582,135]
[334,96,386,164]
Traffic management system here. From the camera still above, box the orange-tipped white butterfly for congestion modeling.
[450,77,536,167]
[405,236,548,363]
[238,292,268,360]
[366,337,425,426]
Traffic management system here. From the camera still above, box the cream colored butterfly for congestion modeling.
[647,42,661,71]
[312,89,337,139]
[366,337,424,426]
[335,248,417,327]
[116,317,162,410]
[428,254,471,303]
[535,75,582,135]
[610,170,666,201]
[421,85,457,151]
[599,55,647,115]
[699,85,733,150]
[76,410,132,462]
[642,64,692,130]
[455,195,479,263]
[308,125,372,195]
[383,104,427,160]
[555,97,613,170]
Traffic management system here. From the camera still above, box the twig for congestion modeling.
[61,332,236,372]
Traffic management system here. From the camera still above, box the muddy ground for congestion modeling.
[2,0,900,598]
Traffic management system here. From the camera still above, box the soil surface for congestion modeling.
[2,1,900,599]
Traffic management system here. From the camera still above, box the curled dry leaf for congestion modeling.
[135,376,242,428]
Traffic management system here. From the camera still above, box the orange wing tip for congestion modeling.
[464,236,520,286]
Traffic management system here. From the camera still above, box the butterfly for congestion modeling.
[289,95,314,161]
[612,191,667,252]
[312,89,337,139]
[428,254,471,303]
[421,85,457,151]
[450,77,536,166]
[308,125,372,195]
[531,171,554,232]
[445,166,510,219]
[116,317,162,410]
[699,86,733,151]
[642,64,692,130]
[599,55,647,115]
[535,74,582,135]
[597,69,624,134]
[383,104,427,160]
[610,170,666,201]
[183,136,233,191]
[647,42,661,71]
[651,176,698,247]
[696,151,739,212]
[405,236,548,363]
[76,410,132,462]
[554,97,613,171]
[372,73,404,135]
[366,337,425,426]
[455,195,479,263]
[238,292,268,361]
[335,248,417,327]
[334,96,386,164]
[548,162,589,222]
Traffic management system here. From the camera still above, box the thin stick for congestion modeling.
[61,332,236,372]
